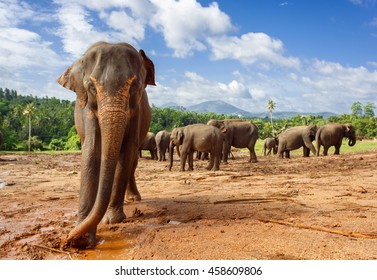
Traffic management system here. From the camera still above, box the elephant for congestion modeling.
[139,132,157,160]
[263,137,278,156]
[207,119,258,163]
[277,125,317,158]
[315,123,356,156]
[155,130,171,161]
[169,124,224,171]
[57,41,155,248]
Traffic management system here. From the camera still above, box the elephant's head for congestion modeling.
[169,127,184,171]
[206,119,227,134]
[57,42,155,243]
[343,123,356,146]
[307,124,318,141]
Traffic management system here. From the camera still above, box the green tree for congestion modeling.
[351,101,363,117]
[363,102,375,117]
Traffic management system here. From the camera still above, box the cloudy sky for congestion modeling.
[1,0,376,114]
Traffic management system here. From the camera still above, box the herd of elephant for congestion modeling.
[140,121,356,171]
[54,41,357,249]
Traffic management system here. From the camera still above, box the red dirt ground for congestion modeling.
[0,148,376,260]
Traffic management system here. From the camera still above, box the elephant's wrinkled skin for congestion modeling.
[139,132,157,160]
[169,124,224,171]
[57,41,155,248]
[316,123,356,156]
[277,125,317,158]
[207,119,258,163]
[155,130,171,161]
[263,137,278,156]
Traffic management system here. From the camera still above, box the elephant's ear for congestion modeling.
[344,124,352,132]
[57,60,88,108]
[218,123,227,134]
[139,49,156,86]
[178,129,184,142]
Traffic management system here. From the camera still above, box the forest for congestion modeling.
[0,87,376,151]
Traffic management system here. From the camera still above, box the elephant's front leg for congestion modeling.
[188,150,194,171]
[73,123,101,248]
[180,146,189,171]
[104,142,140,224]
[222,143,231,164]
[334,140,342,155]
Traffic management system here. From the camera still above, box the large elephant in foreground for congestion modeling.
[169,124,224,171]
[277,125,317,158]
[155,130,171,161]
[207,119,258,163]
[57,41,155,248]
[315,123,356,156]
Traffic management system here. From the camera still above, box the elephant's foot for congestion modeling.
[125,190,141,202]
[63,230,96,249]
[103,207,126,224]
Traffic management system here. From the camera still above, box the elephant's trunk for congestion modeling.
[67,110,126,243]
[348,136,356,147]
[169,141,174,171]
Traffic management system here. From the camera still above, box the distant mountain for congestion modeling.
[159,100,337,119]
[187,100,253,117]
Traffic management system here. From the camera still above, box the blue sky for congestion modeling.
[0,0,376,114]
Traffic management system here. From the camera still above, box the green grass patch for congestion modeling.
[252,139,377,157]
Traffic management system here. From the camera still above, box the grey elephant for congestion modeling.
[207,119,258,163]
[139,132,157,160]
[315,123,356,156]
[263,137,278,156]
[57,41,155,248]
[155,130,171,161]
[277,125,317,158]
[169,124,224,171]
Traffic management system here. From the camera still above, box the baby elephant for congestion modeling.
[277,125,317,158]
[263,137,278,156]
[169,124,224,171]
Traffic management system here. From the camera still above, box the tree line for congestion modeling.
[0,88,376,151]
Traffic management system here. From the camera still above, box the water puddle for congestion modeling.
[78,231,137,260]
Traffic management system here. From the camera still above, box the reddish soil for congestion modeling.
[0,148,377,260]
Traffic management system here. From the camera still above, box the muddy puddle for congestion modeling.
[76,231,137,260]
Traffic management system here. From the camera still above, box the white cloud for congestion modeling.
[148,71,254,109]
[53,0,153,58]
[308,60,377,98]
[349,0,376,6]
[207,32,301,69]
[150,0,234,57]
[0,27,63,69]
[0,0,33,27]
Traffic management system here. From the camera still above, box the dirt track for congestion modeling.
[0,148,377,260]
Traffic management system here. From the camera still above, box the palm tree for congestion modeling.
[23,103,36,152]
[267,98,276,136]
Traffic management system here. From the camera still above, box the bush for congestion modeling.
[65,133,81,150]
[22,136,44,151]
[49,138,65,151]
